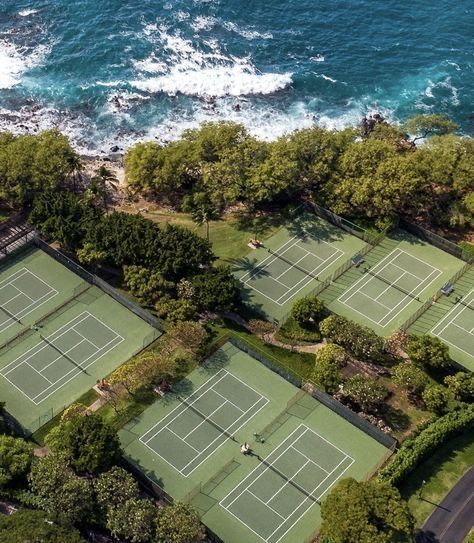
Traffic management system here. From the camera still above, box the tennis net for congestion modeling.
[267,248,320,281]
[39,333,88,374]
[257,455,318,503]
[364,268,422,302]
[457,298,474,311]
[0,304,22,325]
[177,395,237,442]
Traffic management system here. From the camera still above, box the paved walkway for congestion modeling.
[420,466,474,543]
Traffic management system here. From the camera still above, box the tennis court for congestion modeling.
[431,289,474,361]
[0,245,160,432]
[241,235,343,306]
[1,312,123,405]
[0,267,57,333]
[221,425,353,543]
[338,248,441,327]
[140,369,268,476]
[121,342,393,543]
[235,213,366,321]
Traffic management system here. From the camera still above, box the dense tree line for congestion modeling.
[124,116,473,231]
[0,412,205,543]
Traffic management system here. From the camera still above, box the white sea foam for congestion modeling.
[132,27,291,97]
[190,16,217,32]
[0,40,49,89]
[223,21,273,40]
[18,8,38,17]
[310,55,325,62]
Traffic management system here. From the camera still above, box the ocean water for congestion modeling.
[0,0,472,154]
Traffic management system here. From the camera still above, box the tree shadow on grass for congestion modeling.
[382,405,411,432]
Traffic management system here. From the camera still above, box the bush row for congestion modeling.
[378,404,474,486]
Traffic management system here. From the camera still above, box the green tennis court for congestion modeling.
[338,248,441,327]
[1,312,123,405]
[431,289,474,362]
[235,213,366,322]
[221,425,353,543]
[0,245,160,432]
[121,342,392,543]
[0,267,58,333]
[140,369,268,476]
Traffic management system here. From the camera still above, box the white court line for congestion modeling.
[289,444,330,474]
[240,238,300,283]
[0,312,123,404]
[275,247,343,305]
[248,490,285,519]
[182,401,230,440]
[140,370,268,477]
[338,249,441,327]
[212,389,244,413]
[221,425,354,543]
[25,362,53,384]
[38,339,88,374]
[265,459,311,505]
[432,289,474,358]
[166,427,200,453]
[0,268,58,333]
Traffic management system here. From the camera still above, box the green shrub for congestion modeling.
[319,315,384,362]
[378,404,474,486]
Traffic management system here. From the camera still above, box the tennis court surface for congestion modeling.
[339,249,441,327]
[431,289,474,362]
[221,425,353,543]
[121,342,392,543]
[0,267,57,333]
[235,213,366,322]
[140,369,268,476]
[0,245,160,432]
[1,312,123,405]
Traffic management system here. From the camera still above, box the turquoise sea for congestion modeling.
[0,0,472,153]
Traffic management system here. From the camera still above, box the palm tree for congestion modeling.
[88,165,119,211]
[182,192,221,241]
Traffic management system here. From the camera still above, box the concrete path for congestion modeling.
[419,466,474,543]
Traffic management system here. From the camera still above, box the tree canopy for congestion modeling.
[44,414,122,475]
[320,478,414,543]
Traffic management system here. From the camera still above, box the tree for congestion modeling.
[319,315,384,362]
[106,497,156,543]
[422,385,451,414]
[405,114,458,142]
[312,358,342,394]
[94,466,139,513]
[29,191,102,250]
[444,372,474,402]
[0,509,85,543]
[76,242,107,272]
[156,297,198,323]
[61,403,88,422]
[0,435,32,488]
[392,362,428,395]
[191,265,240,311]
[320,478,414,543]
[407,335,451,369]
[342,376,388,413]
[182,191,221,241]
[155,502,206,543]
[123,265,175,306]
[166,321,209,354]
[45,414,122,475]
[315,344,349,368]
[87,165,118,210]
[28,454,93,525]
[0,130,80,207]
[291,296,325,328]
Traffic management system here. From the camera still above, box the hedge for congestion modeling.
[378,404,474,486]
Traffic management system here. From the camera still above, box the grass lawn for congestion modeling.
[118,204,288,262]
[399,431,474,527]
[381,378,432,442]
[208,318,315,381]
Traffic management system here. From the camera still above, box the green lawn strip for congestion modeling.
[119,205,288,262]
[209,318,315,381]
[399,431,474,527]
